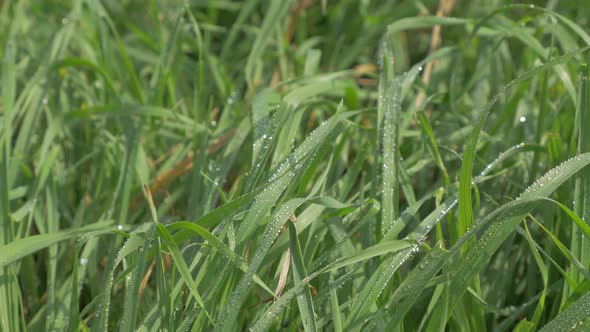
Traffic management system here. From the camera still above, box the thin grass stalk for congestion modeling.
[570,63,590,292]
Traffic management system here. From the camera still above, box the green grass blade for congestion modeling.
[156,223,212,323]
[385,242,449,330]
[217,198,307,332]
[531,215,590,281]
[220,0,260,58]
[120,226,156,332]
[166,221,274,295]
[380,75,402,236]
[67,248,80,332]
[245,0,295,86]
[522,221,548,330]
[0,36,18,332]
[235,105,348,247]
[538,290,590,332]
[343,246,417,329]
[95,3,144,103]
[571,63,590,290]
[251,240,415,331]
[288,220,317,332]
[323,240,414,273]
[456,46,590,243]
[0,221,115,269]
[446,153,590,322]
[5,3,590,331]
[329,274,343,332]
[52,58,118,96]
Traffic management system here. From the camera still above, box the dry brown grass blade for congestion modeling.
[274,249,291,298]
[270,0,315,87]
[138,260,155,300]
[415,0,456,110]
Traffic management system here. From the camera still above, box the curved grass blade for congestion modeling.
[166,221,274,295]
[446,153,590,322]
[470,4,590,46]
[0,221,115,269]
[52,58,117,96]
[323,240,414,273]
[405,143,530,242]
[530,215,590,281]
[456,46,590,244]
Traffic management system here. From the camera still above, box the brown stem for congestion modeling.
[415,0,456,110]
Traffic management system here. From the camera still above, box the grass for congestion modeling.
[1,0,590,331]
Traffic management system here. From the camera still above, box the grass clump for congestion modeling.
[1,1,590,331]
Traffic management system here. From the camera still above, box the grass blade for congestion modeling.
[0,221,115,269]
[385,242,449,330]
[446,153,590,321]
[245,0,295,86]
[288,220,317,332]
[538,290,590,332]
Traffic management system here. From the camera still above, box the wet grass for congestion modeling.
[1,1,590,331]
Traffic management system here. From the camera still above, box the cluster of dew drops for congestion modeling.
[518,154,587,199]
